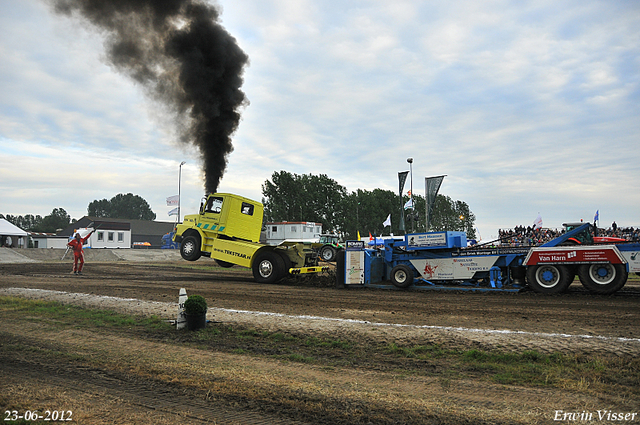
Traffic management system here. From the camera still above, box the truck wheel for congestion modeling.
[180,235,201,261]
[320,245,337,262]
[216,260,234,268]
[577,263,627,294]
[526,265,572,294]
[252,251,285,284]
[391,264,414,289]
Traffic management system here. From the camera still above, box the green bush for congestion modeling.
[184,295,207,315]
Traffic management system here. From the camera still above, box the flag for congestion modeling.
[166,195,179,206]
[404,198,414,210]
[407,190,411,197]
[369,232,373,241]
[168,207,179,216]
[533,213,543,229]
[594,210,599,222]
[357,230,361,241]
[398,171,409,195]
[383,214,391,227]
[425,175,446,231]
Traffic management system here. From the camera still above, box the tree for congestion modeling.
[2,211,69,233]
[340,188,401,239]
[32,208,71,233]
[88,193,156,220]
[261,171,476,240]
[1,214,42,231]
[428,195,476,239]
[262,171,347,232]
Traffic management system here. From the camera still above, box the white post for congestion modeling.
[177,288,188,330]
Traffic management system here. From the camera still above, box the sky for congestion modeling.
[1,0,639,241]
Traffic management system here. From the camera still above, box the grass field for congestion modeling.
[2,296,639,424]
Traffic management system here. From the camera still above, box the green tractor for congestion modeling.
[314,234,343,262]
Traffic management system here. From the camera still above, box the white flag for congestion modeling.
[383,214,391,227]
[166,195,179,206]
[404,198,414,210]
[533,214,543,229]
[168,207,179,216]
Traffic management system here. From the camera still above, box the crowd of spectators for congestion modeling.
[498,225,562,246]
[599,222,640,241]
[497,222,640,247]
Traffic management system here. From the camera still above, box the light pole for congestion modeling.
[178,161,186,223]
[407,157,414,232]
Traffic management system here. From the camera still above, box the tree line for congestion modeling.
[2,193,156,233]
[262,171,477,239]
[4,173,477,239]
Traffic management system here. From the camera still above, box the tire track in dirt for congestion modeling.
[3,287,640,356]
[1,346,310,425]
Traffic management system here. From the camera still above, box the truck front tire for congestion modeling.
[252,251,285,284]
[180,235,201,261]
[526,264,572,294]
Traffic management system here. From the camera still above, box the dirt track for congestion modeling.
[2,257,640,424]
[2,260,640,352]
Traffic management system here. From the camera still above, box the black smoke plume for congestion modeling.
[52,0,249,194]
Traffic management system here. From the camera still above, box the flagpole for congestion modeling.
[178,161,186,224]
[407,158,414,233]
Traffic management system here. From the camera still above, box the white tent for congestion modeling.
[0,219,28,248]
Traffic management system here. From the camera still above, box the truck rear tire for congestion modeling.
[180,235,201,261]
[526,265,572,294]
[577,263,627,294]
[320,245,337,262]
[252,251,285,284]
[391,264,414,289]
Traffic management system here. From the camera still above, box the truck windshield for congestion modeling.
[204,197,223,213]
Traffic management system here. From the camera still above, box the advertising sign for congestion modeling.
[621,251,640,273]
[524,246,625,266]
[346,240,365,250]
[410,256,500,280]
[345,240,365,284]
[406,232,447,249]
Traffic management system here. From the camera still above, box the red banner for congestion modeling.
[525,246,625,265]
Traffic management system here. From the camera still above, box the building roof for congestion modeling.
[29,232,68,239]
[60,217,174,236]
[59,217,176,248]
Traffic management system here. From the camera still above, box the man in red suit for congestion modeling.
[67,230,94,275]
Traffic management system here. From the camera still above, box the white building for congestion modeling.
[29,233,69,249]
[66,222,132,249]
[262,221,322,245]
[90,222,132,249]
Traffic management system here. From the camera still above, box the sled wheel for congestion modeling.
[391,264,414,289]
[526,264,572,294]
[577,263,627,294]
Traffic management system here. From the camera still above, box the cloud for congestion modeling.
[1,0,639,241]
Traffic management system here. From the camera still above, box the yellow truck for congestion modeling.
[173,193,326,283]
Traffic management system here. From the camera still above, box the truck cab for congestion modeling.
[174,193,323,283]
